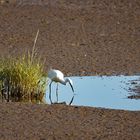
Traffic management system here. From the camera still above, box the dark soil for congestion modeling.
[0,103,140,140]
[0,1,140,140]
[0,0,140,76]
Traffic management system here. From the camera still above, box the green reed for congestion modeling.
[0,30,47,103]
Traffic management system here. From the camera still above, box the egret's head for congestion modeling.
[66,78,74,92]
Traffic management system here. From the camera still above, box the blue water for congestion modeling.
[46,76,140,111]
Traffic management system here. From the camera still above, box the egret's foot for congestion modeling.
[52,102,67,105]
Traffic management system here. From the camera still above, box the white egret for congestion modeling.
[48,69,74,104]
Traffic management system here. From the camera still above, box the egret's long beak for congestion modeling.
[69,82,74,92]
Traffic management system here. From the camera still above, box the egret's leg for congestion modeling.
[56,83,59,103]
[49,81,53,104]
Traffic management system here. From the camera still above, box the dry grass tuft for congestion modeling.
[0,30,48,103]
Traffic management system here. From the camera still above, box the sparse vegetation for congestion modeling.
[0,30,47,103]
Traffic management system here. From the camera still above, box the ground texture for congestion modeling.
[0,103,140,140]
[0,0,140,76]
[0,0,140,140]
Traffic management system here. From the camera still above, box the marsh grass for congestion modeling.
[0,30,47,103]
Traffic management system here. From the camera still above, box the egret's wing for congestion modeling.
[48,69,64,82]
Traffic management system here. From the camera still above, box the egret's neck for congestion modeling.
[60,78,69,85]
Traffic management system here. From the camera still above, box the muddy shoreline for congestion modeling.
[0,103,140,140]
[0,0,140,76]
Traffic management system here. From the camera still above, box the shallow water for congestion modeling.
[46,76,140,111]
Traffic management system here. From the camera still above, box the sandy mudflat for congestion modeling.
[0,0,140,76]
[0,0,140,140]
[0,103,140,140]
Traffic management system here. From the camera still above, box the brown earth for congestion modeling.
[0,0,140,76]
[0,103,140,140]
[0,1,140,140]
